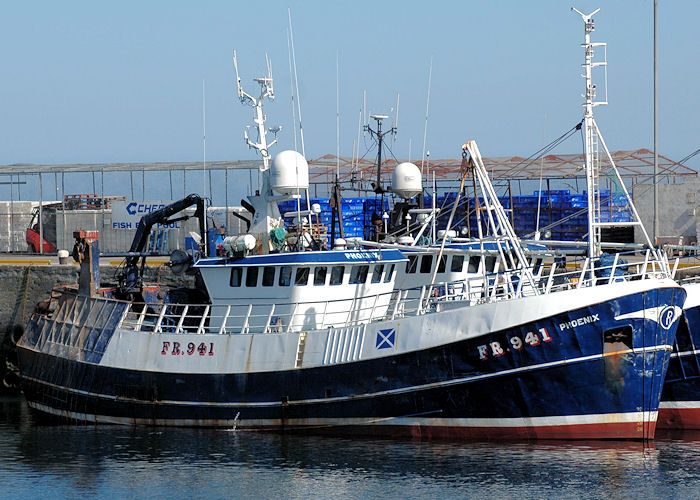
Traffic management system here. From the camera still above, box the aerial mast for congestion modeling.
[364,114,397,194]
[572,7,662,270]
[233,51,284,254]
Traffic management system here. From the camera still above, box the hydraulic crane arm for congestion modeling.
[118,194,207,295]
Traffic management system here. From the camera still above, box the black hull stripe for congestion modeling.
[21,344,672,408]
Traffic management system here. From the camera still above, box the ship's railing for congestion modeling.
[425,249,672,305]
[117,288,428,335]
[111,250,673,336]
[116,260,546,335]
[672,254,700,285]
[536,249,670,289]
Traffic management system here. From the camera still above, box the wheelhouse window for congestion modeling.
[314,266,327,286]
[262,266,275,286]
[371,264,384,283]
[384,264,396,282]
[437,255,447,273]
[279,266,292,286]
[420,255,433,274]
[230,267,242,287]
[349,265,369,284]
[330,265,344,285]
[246,266,259,287]
[468,256,480,273]
[406,255,419,274]
[485,256,497,273]
[295,267,310,286]
[451,255,464,272]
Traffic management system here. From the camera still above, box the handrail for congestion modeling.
[113,250,670,337]
[28,248,666,337]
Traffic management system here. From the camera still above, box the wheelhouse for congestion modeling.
[195,249,407,332]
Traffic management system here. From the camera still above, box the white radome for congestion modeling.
[391,162,422,199]
[271,150,309,195]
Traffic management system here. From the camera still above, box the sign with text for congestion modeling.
[111,200,181,229]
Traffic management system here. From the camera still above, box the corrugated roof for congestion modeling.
[2,149,695,184]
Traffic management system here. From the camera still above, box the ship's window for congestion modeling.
[467,256,480,273]
[314,266,327,286]
[371,264,384,283]
[406,255,419,274]
[603,325,633,350]
[330,265,344,285]
[295,267,310,286]
[246,266,259,287]
[262,266,275,287]
[451,255,464,272]
[279,266,292,286]
[384,264,396,282]
[485,256,497,273]
[350,265,369,284]
[229,267,242,287]
[437,255,447,273]
[420,255,433,273]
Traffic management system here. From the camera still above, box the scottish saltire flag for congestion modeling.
[376,328,396,349]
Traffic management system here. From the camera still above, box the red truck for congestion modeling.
[26,202,61,253]
[26,194,124,253]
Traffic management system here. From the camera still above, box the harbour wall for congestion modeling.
[0,263,193,336]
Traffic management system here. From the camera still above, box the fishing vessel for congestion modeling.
[15,25,685,439]
[565,8,700,432]
[658,279,700,429]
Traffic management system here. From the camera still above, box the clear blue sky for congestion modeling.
[1,1,698,200]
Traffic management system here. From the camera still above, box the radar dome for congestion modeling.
[391,162,422,199]
[271,150,309,195]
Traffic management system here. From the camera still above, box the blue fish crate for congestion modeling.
[534,189,570,196]
[612,195,630,207]
[613,214,633,222]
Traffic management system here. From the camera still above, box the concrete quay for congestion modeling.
[0,257,190,337]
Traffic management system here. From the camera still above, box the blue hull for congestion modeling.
[659,303,700,429]
[18,286,684,439]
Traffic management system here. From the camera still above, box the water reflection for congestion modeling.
[2,397,700,500]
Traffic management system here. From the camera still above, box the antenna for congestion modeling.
[394,93,400,140]
[535,114,546,238]
[233,50,243,99]
[571,7,600,23]
[336,50,340,178]
[420,56,433,176]
[286,28,298,151]
[202,79,207,202]
[363,90,367,133]
[288,8,305,157]
[364,114,396,194]
[354,107,362,180]
[266,53,273,84]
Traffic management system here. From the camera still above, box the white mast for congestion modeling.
[572,8,662,268]
[572,7,604,258]
[233,50,282,254]
[233,50,276,171]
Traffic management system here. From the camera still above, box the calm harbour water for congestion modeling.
[1,397,700,500]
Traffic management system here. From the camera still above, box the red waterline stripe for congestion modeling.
[657,407,700,430]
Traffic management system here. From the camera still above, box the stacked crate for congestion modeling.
[278,189,634,245]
